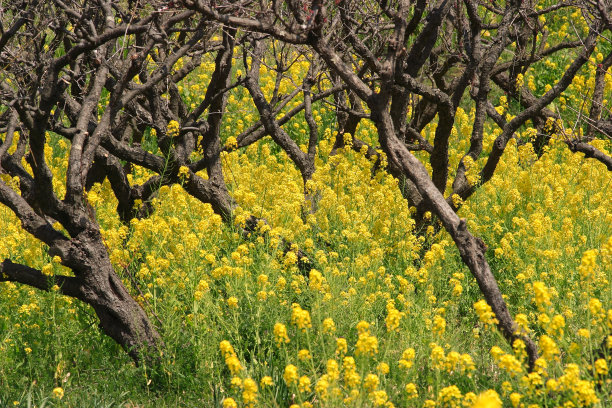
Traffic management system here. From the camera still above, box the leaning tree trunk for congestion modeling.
[58,227,163,363]
[372,102,539,369]
[0,225,162,364]
[85,270,162,363]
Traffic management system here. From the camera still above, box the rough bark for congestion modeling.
[69,231,162,362]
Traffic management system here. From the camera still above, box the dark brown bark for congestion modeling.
[1,253,162,363]
[452,23,602,204]
[67,231,162,362]
[4,0,609,374]
[587,50,612,137]
[0,0,176,364]
[565,140,612,171]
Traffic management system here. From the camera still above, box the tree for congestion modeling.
[0,0,318,362]
[0,0,192,362]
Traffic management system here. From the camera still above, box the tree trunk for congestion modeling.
[60,228,162,363]
[87,272,162,363]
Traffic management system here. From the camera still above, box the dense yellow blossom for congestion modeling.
[283,364,298,386]
[273,323,290,346]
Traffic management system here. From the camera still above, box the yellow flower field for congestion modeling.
[0,1,611,407]
[0,112,609,405]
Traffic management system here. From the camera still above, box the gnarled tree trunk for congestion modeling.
[62,229,163,363]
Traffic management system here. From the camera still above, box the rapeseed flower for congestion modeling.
[167,120,180,138]
[52,387,64,399]
[471,390,501,408]
[474,300,498,326]
[222,398,237,408]
[273,323,290,346]
[283,364,298,385]
[290,303,311,331]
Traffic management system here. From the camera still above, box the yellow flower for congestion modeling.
[594,358,608,376]
[371,390,388,406]
[534,357,547,373]
[532,281,552,308]
[291,303,312,331]
[430,343,445,370]
[497,354,523,376]
[433,315,446,335]
[315,375,330,400]
[572,380,599,405]
[521,372,543,389]
[284,364,299,385]
[515,314,529,331]
[471,390,502,408]
[355,331,378,356]
[42,263,53,276]
[242,378,258,406]
[178,166,190,180]
[342,133,353,147]
[549,314,565,336]
[577,328,590,338]
[273,323,290,346]
[539,335,559,360]
[473,300,499,326]
[230,376,242,389]
[298,375,311,393]
[52,387,64,399]
[219,340,234,357]
[438,385,462,405]
[222,397,238,408]
[385,302,404,332]
[225,136,238,150]
[260,376,274,387]
[578,249,597,278]
[322,317,336,334]
[490,346,504,359]
[326,359,340,381]
[363,373,379,393]
[399,347,415,370]
[405,383,418,399]
[356,320,370,334]
[298,349,311,361]
[227,296,238,308]
[342,356,360,388]
[452,282,463,297]
[167,120,180,138]
[588,298,602,315]
[283,251,298,267]
[225,355,243,375]
[336,337,348,355]
[219,340,243,375]
[376,362,389,375]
